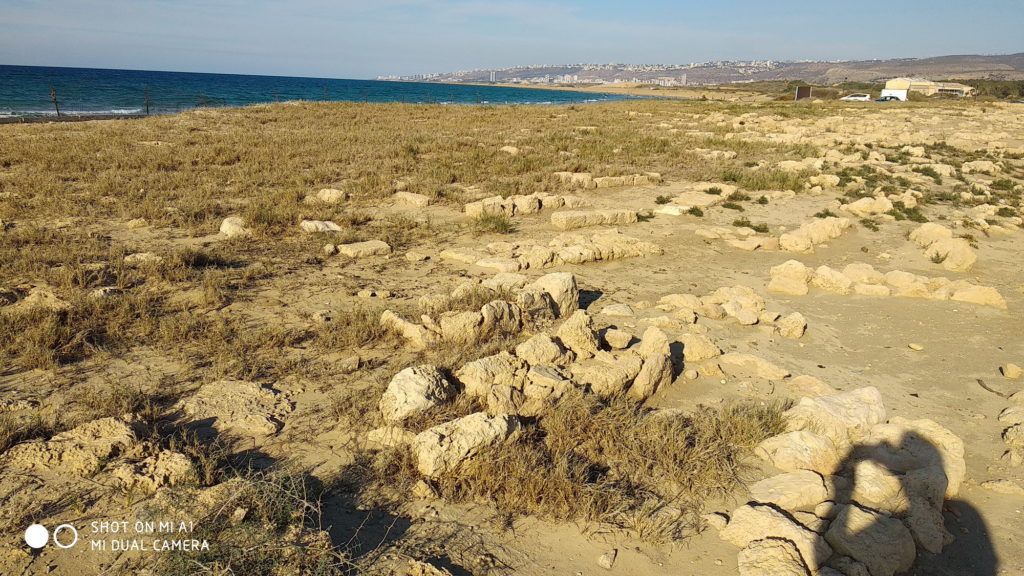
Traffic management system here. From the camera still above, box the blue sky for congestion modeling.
[0,0,1021,78]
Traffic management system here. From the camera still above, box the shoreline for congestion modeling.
[0,113,148,125]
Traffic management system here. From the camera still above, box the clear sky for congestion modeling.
[1,0,1021,78]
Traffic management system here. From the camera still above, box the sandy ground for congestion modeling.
[2,100,1023,575]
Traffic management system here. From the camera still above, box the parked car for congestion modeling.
[876,96,902,102]
[839,93,871,102]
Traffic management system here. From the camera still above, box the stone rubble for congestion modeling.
[720,387,968,576]
[768,260,1006,308]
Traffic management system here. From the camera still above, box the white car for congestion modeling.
[839,93,871,102]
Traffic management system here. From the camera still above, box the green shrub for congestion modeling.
[473,213,516,234]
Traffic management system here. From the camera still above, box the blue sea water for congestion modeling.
[0,65,641,118]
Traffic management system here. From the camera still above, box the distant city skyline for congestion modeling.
[1,0,1022,79]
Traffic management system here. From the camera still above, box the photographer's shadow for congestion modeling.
[822,430,997,576]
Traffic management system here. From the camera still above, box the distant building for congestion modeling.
[883,78,976,100]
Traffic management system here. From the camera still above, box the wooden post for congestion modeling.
[144,87,151,115]
[49,87,61,117]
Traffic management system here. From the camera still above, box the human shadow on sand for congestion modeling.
[796,430,998,576]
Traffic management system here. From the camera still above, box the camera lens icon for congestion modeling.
[24,524,48,549]
[24,524,79,549]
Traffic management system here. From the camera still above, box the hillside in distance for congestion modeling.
[388,53,1024,86]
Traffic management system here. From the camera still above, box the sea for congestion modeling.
[0,65,641,119]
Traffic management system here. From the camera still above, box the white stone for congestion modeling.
[825,505,916,576]
[411,413,521,478]
[556,310,600,359]
[720,504,832,571]
[300,219,343,233]
[768,260,810,296]
[737,539,810,576]
[219,216,250,237]
[748,470,829,511]
[379,365,455,422]
[526,272,579,318]
[338,240,391,258]
[756,430,842,475]
[777,312,807,339]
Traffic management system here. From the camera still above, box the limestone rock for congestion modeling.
[719,353,790,380]
[812,266,853,295]
[219,216,251,237]
[571,351,643,398]
[660,293,703,310]
[950,285,1006,309]
[456,352,527,398]
[980,479,1024,495]
[338,240,391,258]
[556,310,600,359]
[524,365,574,400]
[680,333,722,362]
[603,328,634,350]
[550,209,637,231]
[862,416,966,498]
[635,326,671,359]
[842,196,893,217]
[903,465,949,554]
[299,219,343,233]
[438,311,484,344]
[631,350,673,401]
[748,470,829,511]
[381,310,439,350]
[379,365,455,422]
[526,272,579,318]
[925,238,976,272]
[597,549,617,570]
[769,260,811,296]
[480,300,523,335]
[1002,363,1023,379]
[515,334,574,366]
[756,430,842,475]
[849,459,909,514]
[720,504,832,571]
[785,387,886,447]
[780,218,850,253]
[737,539,810,576]
[179,380,292,439]
[307,188,347,204]
[411,413,521,478]
[2,417,137,475]
[842,263,885,285]
[108,450,195,492]
[825,505,916,576]
[777,312,807,339]
[601,303,634,317]
[909,223,953,249]
[393,191,430,207]
[828,556,871,576]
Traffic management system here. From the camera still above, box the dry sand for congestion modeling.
[1,98,1023,575]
